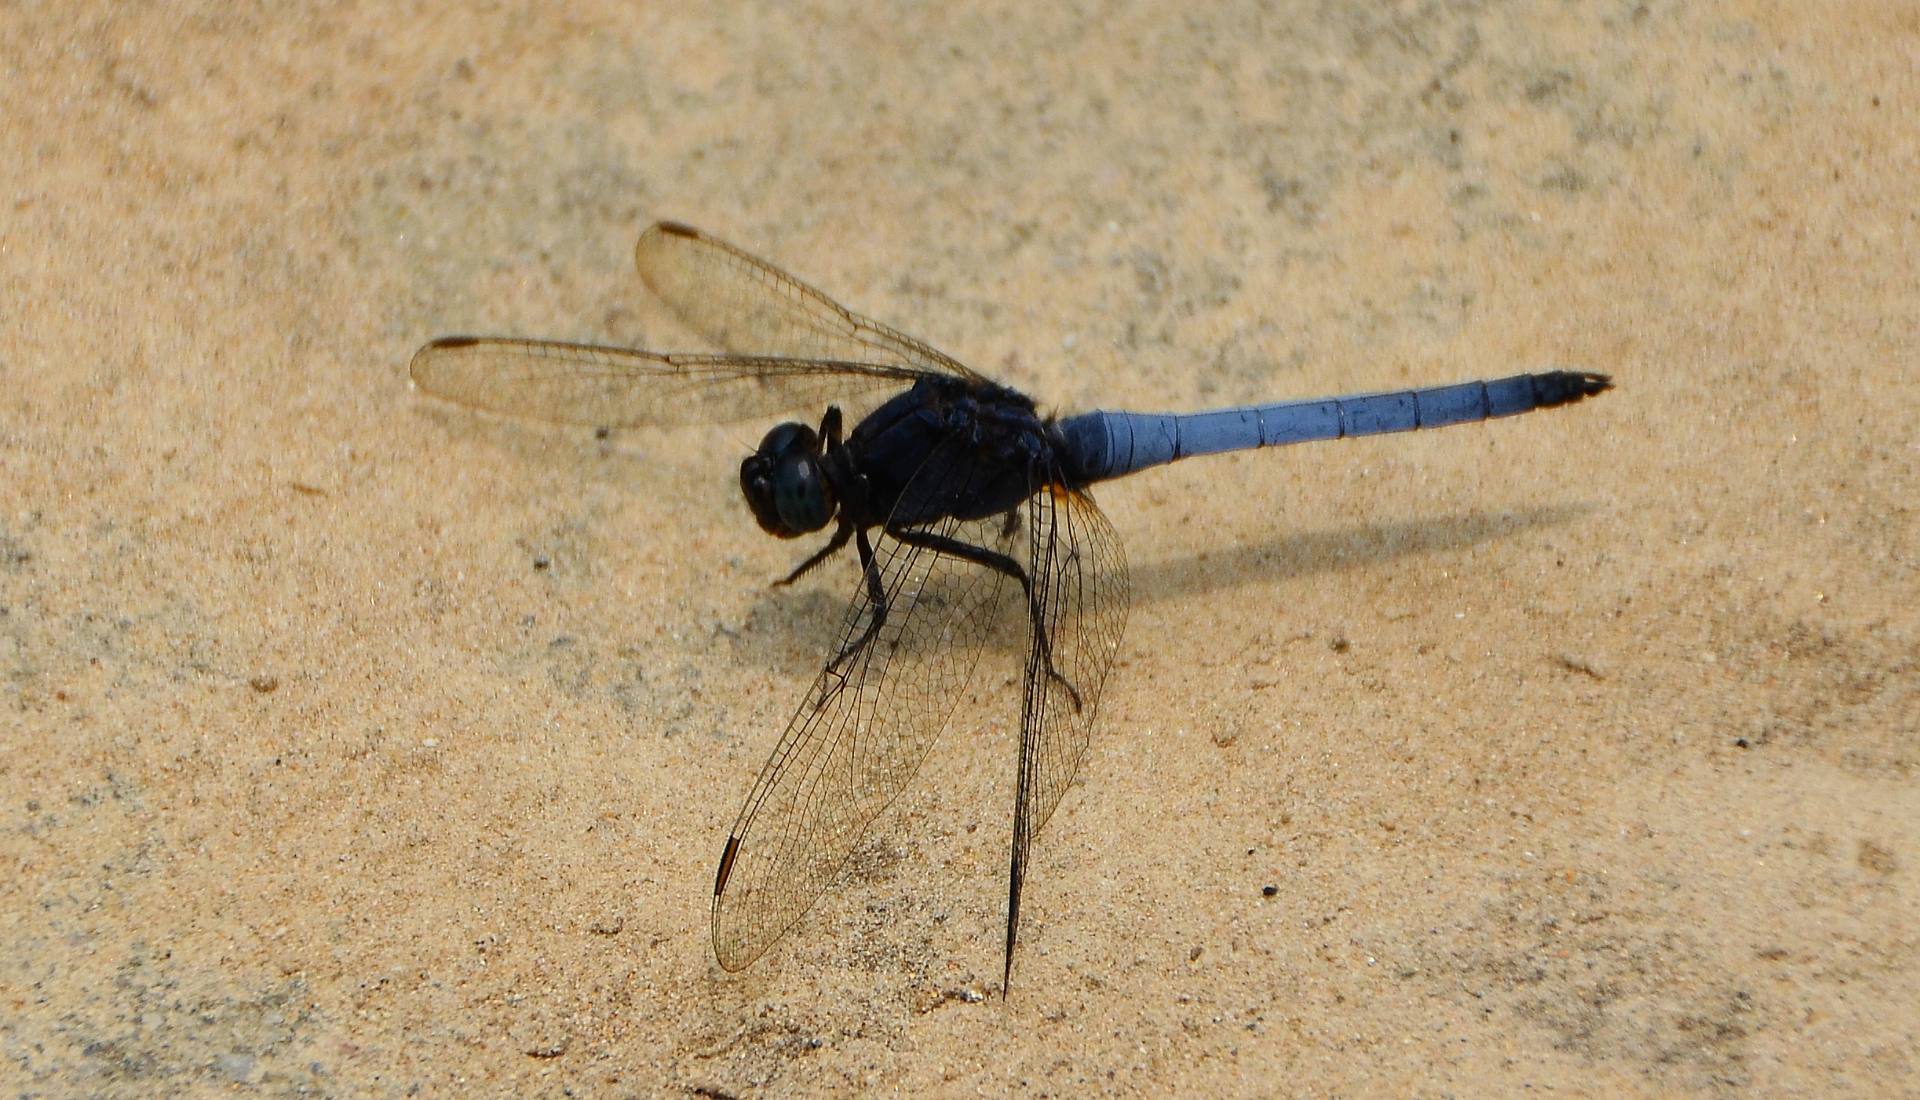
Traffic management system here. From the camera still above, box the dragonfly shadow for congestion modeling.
[1128,501,1597,606]
[725,503,1594,674]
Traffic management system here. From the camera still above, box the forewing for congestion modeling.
[408,337,920,428]
[710,509,1020,972]
[1005,484,1129,973]
[635,221,987,383]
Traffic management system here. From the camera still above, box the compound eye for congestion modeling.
[758,421,817,458]
[740,420,834,536]
[772,455,832,534]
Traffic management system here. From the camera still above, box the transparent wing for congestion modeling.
[710,446,1022,971]
[636,221,987,383]
[1003,483,1129,984]
[408,337,924,428]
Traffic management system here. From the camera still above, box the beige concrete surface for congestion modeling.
[3,2,1915,1096]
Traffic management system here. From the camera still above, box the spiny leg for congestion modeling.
[887,526,1082,711]
[776,518,853,586]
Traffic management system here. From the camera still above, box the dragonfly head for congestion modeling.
[740,421,835,538]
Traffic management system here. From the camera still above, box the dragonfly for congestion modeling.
[409,221,1611,990]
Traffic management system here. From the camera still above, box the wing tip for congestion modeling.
[711,935,753,973]
[635,221,707,287]
[403,335,487,391]
[650,220,702,240]
[714,834,742,897]
[408,336,481,389]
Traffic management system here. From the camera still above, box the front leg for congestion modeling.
[776,518,853,586]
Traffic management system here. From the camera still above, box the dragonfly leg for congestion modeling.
[825,528,888,675]
[886,527,1083,712]
[775,518,854,586]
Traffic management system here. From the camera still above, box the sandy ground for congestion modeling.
[3,2,1916,1096]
